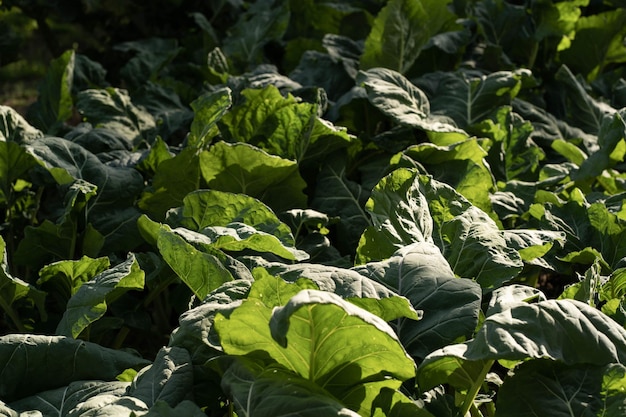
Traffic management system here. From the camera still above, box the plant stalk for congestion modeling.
[459,359,495,417]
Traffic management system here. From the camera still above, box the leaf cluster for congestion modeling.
[2,0,626,416]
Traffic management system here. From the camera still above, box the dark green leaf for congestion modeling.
[354,243,481,361]
[129,347,192,408]
[311,152,371,255]
[420,69,529,128]
[496,361,626,417]
[0,334,149,402]
[9,380,129,416]
[139,147,201,221]
[554,65,616,135]
[76,87,156,146]
[222,0,290,70]
[221,360,361,417]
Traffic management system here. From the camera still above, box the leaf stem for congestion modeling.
[459,359,494,417]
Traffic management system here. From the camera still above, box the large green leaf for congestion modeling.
[169,189,293,239]
[395,138,495,214]
[356,168,433,264]
[114,38,182,90]
[25,137,144,204]
[418,299,626,391]
[360,0,456,74]
[215,289,416,415]
[559,8,626,80]
[573,109,626,182]
[357,169,523,290]
[218,85,296,143]
[419,175,523,290]
[356,68,428,127]
[475,106,545,182]
[37,255,111,303]
[496,361,626,417]
[0,334,149,403]
[200,141,307,212]
[14,180,104,267]
[354,243,482,361]
[56,254,145,338]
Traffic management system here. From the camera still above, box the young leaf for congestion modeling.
[0,334,150,402]
[187,87,232,149]
[167,189,307,261]
[56,254,145,338]
[216,288,414,380]
[418,299,626,392]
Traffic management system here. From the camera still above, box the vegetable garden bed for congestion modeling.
[1,0,626,416]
